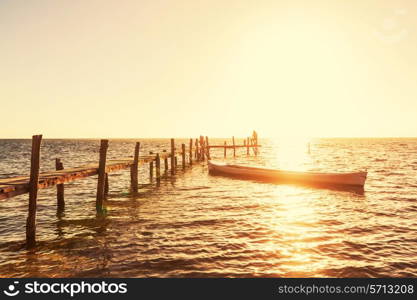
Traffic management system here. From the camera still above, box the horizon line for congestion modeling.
[1,136,417,140]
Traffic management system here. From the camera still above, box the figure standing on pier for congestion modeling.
[252,130,258,155]
[252,130,258,145]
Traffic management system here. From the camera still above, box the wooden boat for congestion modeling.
[208,161,367,187]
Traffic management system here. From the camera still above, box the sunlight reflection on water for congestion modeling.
[0,138,416,277]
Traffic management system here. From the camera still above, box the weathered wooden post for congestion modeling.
[170,139,175,175]
[55,158,65,211]
[96,139,108,213]
[156,153,161,184]
[205,136,210,160]
[181,143,186,169]
[149,151,154,180]
[104,173,109,199]
[162,150,168,173]
[232,136,236,157]
[195,138,199,160]
[163,150,168,173]
[247,137,250,155]
[189,138,193,165]
[224,141,227,158]
[130,142,140,193]
[26,134,42,248]
[197,136,200,160]
[200,136,205,161]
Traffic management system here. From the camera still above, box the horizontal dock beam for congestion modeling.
[0,154,171,201]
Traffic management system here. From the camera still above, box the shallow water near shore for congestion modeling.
[0,138,416,277]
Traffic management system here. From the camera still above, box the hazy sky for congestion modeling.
[1,0,416,138]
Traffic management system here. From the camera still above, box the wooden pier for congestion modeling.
[0,132,260,248]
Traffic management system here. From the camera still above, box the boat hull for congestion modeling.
[208,161,367,187]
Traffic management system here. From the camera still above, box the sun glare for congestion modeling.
[268,137,313,171]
